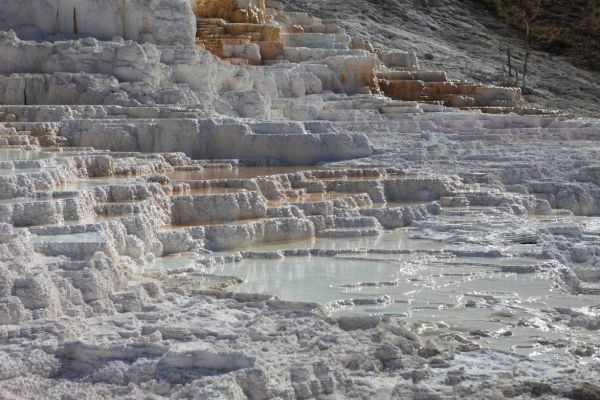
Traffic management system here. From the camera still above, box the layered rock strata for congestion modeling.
[0,0,599,399]
[193,0,530,112]
[0,0,196,45]
[0,138,456,324]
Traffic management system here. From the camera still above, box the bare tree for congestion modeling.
[500,0,543,88]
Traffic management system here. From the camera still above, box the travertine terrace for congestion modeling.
[0,0,599,399]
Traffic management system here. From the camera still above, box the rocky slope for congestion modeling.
[281,0,600,117]
[479,0,600,72]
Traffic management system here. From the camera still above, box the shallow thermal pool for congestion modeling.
[166,166,420,182]
[193,228,600,356]
[0,149,57,161]
[57,176,147,190]
[0,168,44,176]
[166,166,317,181]
[31,231,106,244]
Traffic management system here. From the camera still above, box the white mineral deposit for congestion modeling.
[0,0,599,399]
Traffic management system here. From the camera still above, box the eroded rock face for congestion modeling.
[378,73,523,108]
[0,0,197,46]
[195,0,266,24]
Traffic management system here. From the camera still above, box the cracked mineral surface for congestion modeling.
[0,0,599,399]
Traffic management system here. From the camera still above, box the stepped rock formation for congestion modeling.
[195,0,266,23]
[193,0,526,112]
[0,0,599,399]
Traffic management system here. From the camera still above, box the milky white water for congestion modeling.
[195,227,600,356]
[166,166,315,181]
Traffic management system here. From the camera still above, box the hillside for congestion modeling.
[281,0,600,117]
[479,0,600,72]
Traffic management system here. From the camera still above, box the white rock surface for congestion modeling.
[0,0,196,46]
[0,0,599,398]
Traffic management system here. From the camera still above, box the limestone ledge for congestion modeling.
[0,146,472,326]
[0,0,196,46]
[0,31,383,107]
